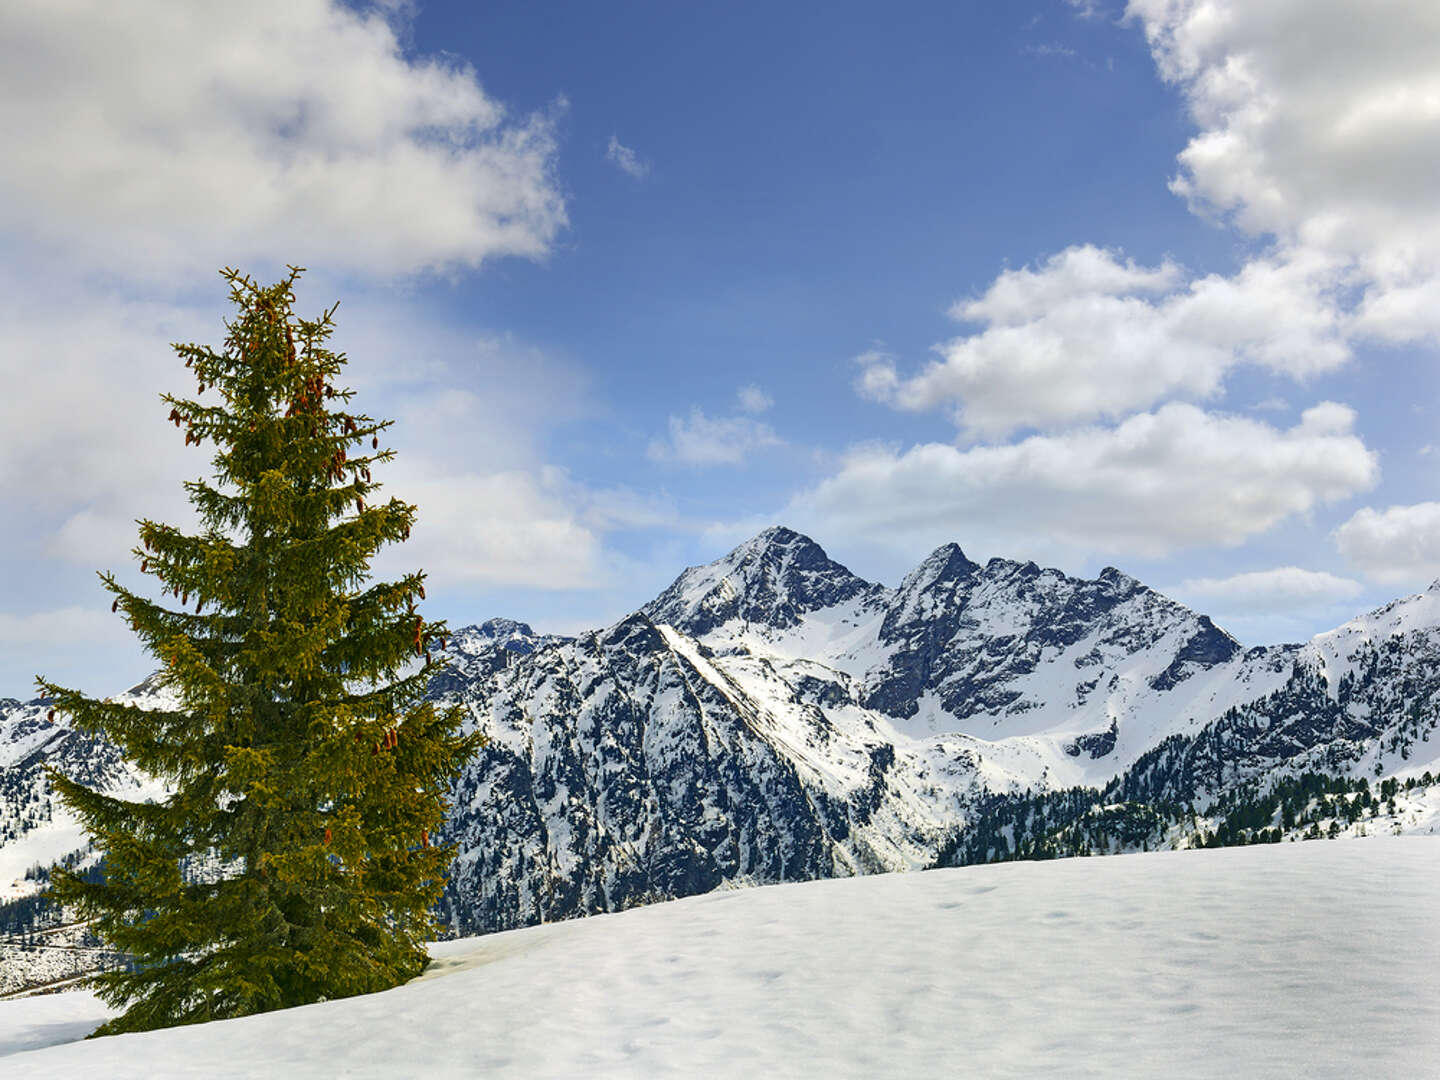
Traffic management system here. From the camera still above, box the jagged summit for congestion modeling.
[897,543,979,591]
[642,525,881,636]
[477,617,537,639]
[736,523,809,549]
[450,619,541,655]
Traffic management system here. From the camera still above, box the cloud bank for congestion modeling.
[858,245,1347,437]
[1334,503,1440,586]
[1174,568,1364,615]
[796,403,1376,559]
[836,0,1440,574]
[0,0,566,278]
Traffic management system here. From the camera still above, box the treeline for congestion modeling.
[932,769,1436,870]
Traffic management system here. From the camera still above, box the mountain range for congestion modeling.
[4,526,1439,947]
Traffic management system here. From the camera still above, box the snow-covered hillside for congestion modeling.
[3,840,1437,1078]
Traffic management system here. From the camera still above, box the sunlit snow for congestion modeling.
[2,839,1436,1078]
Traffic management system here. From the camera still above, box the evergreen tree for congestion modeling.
[38,268,481,1035]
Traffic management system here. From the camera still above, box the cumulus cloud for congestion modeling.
[1173,567,1363,615]
[0,0,565,278]
[605,135,651,179]
[1129,0,1440,342]
[0,1,575,582]
[858,245,1348,437]
[793,402,1377,558]
[648,408,781,467]
[1333,502,1440,585]
[373,465,602,590]
[862,3,1440,440]
[372,457,677,592]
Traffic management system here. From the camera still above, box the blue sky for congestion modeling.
[3,0,1439,692]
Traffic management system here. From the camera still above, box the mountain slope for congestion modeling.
[429,529,1440,930]
[4,528,1440,940]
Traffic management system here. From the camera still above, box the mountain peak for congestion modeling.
[903,543,979,587]
[476,617,537,640]
[888,542,977,602]
[444,620,545,668]
[642,526,879,636]
[728,524,819,559]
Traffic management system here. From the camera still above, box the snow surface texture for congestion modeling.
[1,839,1437,1079]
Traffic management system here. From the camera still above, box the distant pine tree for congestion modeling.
[39,268,481,1035]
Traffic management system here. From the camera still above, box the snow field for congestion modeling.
[2,838,1437,1078]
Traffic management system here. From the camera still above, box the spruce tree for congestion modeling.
[38,268,481,1035]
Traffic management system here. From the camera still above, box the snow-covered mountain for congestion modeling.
[0,683,167,904]
[4,527,1439,941]
[432,527,1440,930]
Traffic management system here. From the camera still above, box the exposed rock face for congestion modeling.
[864,554,1241,729]
[5,531,1439,939]
[438,616,851,932]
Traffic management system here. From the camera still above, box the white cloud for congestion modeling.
[0,606,131,649]
[1173,567,1363,615]
[606,135,651,179]
[0,0,565,279]
[0,278,213,567]
[372,457,677,592]
[793,402,1377,558]
[375,465,603,590]
[648,408,781,467]
[1021,42,1078,58]
[1333,502,1440,585]
[1129,0,1440,342]
[858,245,1348,437]
[737,385,774,414]
[955,244,1182,323]
[863,3,1440,445]
[0,264,656,602]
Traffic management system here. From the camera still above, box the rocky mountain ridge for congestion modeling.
[3,527,1439,943]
